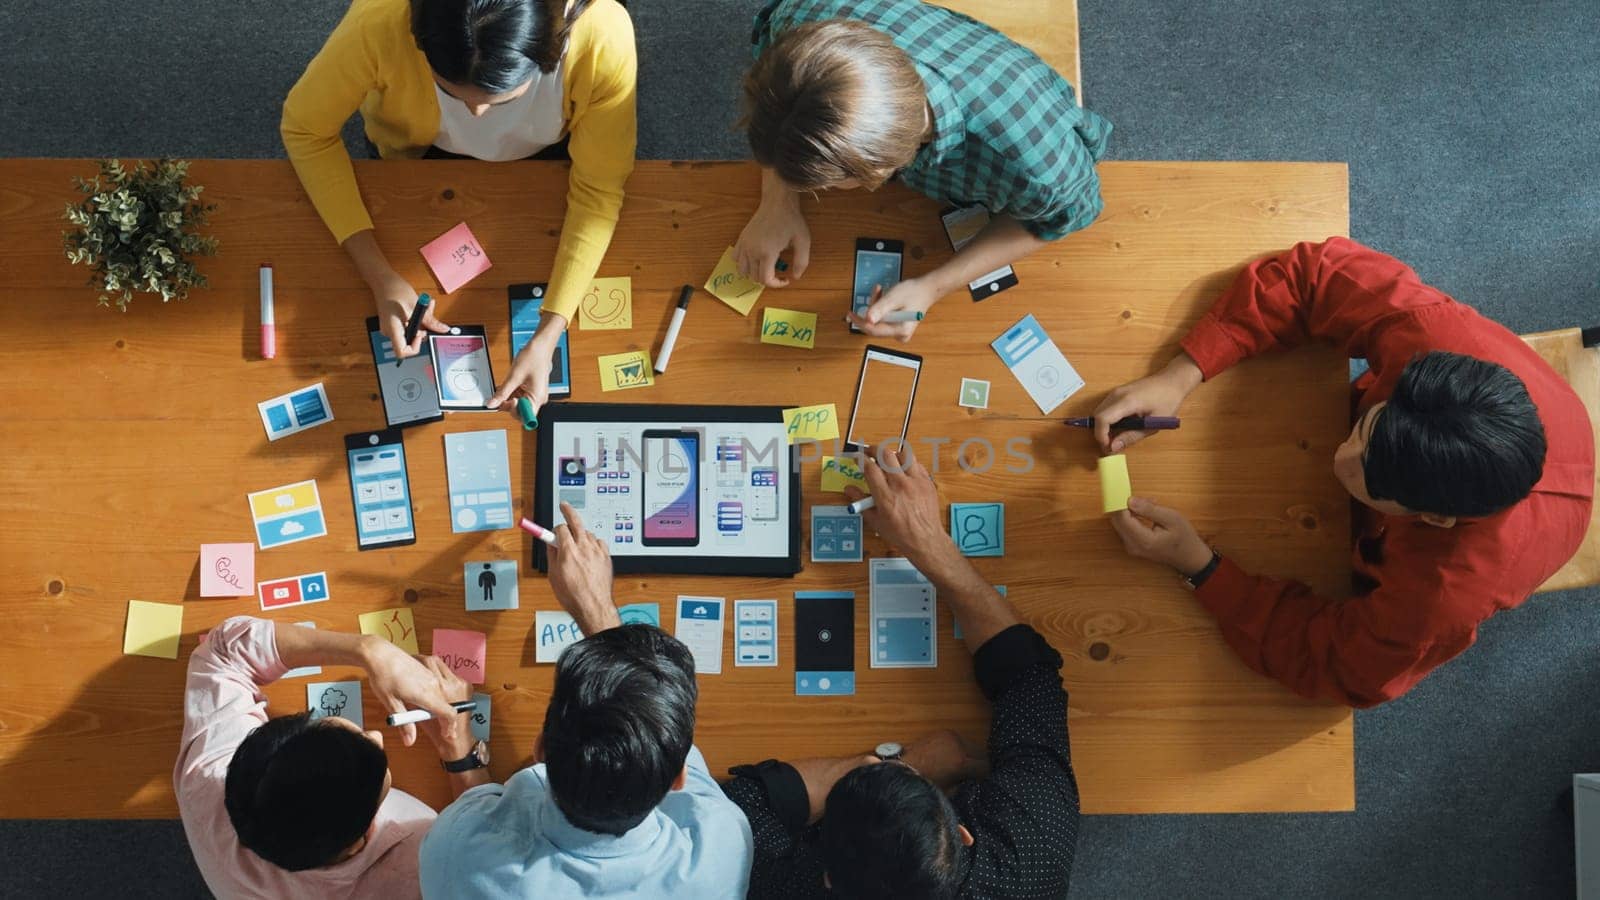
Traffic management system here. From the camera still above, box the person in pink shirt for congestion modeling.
[175,615,465,899]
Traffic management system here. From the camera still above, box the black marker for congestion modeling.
[399,293,433,364]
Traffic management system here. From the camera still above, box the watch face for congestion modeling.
[475,739,491,766]
[875,741,903,760]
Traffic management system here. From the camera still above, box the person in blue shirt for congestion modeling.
[419,501,754,899]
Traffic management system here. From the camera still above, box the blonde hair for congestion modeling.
[743,19,928,191]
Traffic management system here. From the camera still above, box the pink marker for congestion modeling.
[259,264,276,359]
[518,517,558,545]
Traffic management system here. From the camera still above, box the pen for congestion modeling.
[654,285,693,374]
[846,496,875,514]
[1063,415,1181,432]
[518,517,559,545]
[399,293,432,363]
[259,264,275,359]
[878,310,924,323]
[386,699,479,727]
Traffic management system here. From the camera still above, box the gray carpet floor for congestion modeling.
[4,1,1598,897]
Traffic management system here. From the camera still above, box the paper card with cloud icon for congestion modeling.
[247,480,328,549]
[306,680,363,728]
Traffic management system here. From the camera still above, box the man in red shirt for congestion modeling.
[1094,237,1593,707]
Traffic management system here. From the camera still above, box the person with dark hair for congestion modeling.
[724,445,1079,900]
[734,0,1111,342]
[176,615,465,897]
[419,501,752,898]
[282,0,636,421]
[1093,237,1594,707]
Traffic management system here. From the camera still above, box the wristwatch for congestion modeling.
[442,739,492,773]
[1182,550,1224,591]
[874,741,904,762]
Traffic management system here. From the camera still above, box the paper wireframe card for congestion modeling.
[991,314,1084,414]
[869,558,936,668]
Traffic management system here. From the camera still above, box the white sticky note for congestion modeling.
[675,595,725,675]
[535,611,586,663]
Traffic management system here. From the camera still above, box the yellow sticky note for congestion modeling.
[580,276,633,330]
[783,404,840,444]
[704,246,765,315]
[1098,454,1132,513]
[820,456,868,493]
[124,600,183,659]
[597,350,655,391]
[761,308,818,349]
[359,608,420,654]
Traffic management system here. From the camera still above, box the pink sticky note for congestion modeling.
[420,222,493,294]
[432,628,488,684]
[200,543,255,597]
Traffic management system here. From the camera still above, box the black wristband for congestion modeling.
[1184,550,1223,590]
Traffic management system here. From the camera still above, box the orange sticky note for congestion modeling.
[420,222,493,294]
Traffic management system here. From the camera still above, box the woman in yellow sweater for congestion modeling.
[282,0,635,414]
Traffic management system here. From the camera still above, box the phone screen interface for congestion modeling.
[433,335,492,406]
[847,350,920,448]
[348,437,414,546]
[643,433,700,544]
[852,250,903,318]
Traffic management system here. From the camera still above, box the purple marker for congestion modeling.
[1063,415,1181,432]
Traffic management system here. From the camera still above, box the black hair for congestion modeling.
[1364,351,1547,518]
[223,713,388,871]
[820,763,964,900]
[542,624,698,836]
[410,0,593,90]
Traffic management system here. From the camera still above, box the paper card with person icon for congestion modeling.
[464,560,519,611]
[949,503,1005,557]
[306,680,363,728]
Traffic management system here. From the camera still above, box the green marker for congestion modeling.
[517,396,538,430]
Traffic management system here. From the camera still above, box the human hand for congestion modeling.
[844,445,956,572]
[846,277,939,342]
[900,729,989,790]
[413,655,476,761]
[1091,353,1203,453]
[371,271,449,359]
[734,190,811,287]
[1109,496,1215,576]
[361,639,458,747]
[487,330,557,414]
[548,501,621,634]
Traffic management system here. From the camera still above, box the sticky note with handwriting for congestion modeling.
[820,455,868,493]
[761,308,818,349]
[358,607,420,654]
[124,600,183,659]
[421,222,493,294]
[432,628,488,684]
[598,350,655,392]
[200,543,255,598]
[783,404,839,444]
[580,276,633,330]
[536,611,586,663]
[1098,454,1132,513]
[705,246,765,315]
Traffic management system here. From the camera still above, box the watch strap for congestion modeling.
[442,748,486,773]
[1183,550,1223,591]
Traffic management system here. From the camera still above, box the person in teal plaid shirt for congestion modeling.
[734,0,1112,342]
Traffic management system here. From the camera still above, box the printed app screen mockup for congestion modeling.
[643,434,699,544]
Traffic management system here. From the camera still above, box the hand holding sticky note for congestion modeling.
[705,247,765,315]
[580,276,633,330]
[420,222,492,294]
[783,403,839,443]
[761,308,818,349]
[820,455,868,493]
[1098,454,1132,513]
[598,351,655,391]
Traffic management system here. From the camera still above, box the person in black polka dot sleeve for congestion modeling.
[723,444,1079,899]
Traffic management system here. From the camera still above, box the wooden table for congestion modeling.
[0,159,1353,817]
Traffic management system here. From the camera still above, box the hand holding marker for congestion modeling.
[386,698,479,727]
[1063,415,1180,432]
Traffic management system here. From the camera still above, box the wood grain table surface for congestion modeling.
[0,158,1354,817]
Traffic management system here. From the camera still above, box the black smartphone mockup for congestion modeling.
[850,238,904,333]
[939,206,1019,301]
[345,428,417,550]
[844,345,923,453]
[428,325,497,411]
[641,429,701,547]
[508,283,572,399]
[365,317,444,428]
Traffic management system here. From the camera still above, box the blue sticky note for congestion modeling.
[619,602,661,627]
[810,505,864,563]
[444,430,514,533]
[950,503,1004,557]
[465,560,519,610]
[469,691,491,742]
[307,680,363,728]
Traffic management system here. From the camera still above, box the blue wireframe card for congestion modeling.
[444,430,514,532]
[464,560,518,610]
[870,558,935,668]
[619,602,661,627]
[509,283,572,398]
[734,599,779,667]
[950,502,1004,557]
[811,505,864,563]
